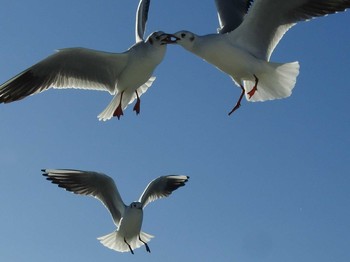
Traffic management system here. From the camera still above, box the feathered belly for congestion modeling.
[118,210,143,239]
[201,44,262,82]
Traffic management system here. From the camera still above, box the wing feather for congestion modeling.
[215,0,253,33]
[42,169,126,226]
[229,0,350,60]
[135,0,151,42]
[139,175,189,208]
[0,48,128,103]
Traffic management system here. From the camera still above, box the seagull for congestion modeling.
[0,0,171,120]
[42,169,189,254]
[168,0,350,115]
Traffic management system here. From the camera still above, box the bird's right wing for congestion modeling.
[215,0,253,34]
[0,48,128,103]
[42,169,126,226]
[135,0,151,42]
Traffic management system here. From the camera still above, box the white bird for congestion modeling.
[0,0,171,120]
[42,169,189,254]
[168,0,350,115]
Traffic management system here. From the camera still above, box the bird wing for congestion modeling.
[0,47,128,103]
[215,0,253,34]
[139,175,189,208]
[43,169,126,226]
[228,0,350,60]
[135,0,151,42]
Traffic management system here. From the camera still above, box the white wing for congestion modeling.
[0,48,128,103]
[229,0,350,60]
[139,175,189,208]
[135,0,151,42]
[215,0,253,33]
[43,169,126,226]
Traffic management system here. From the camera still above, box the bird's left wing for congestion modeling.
[43,169,126,226]
[229,0,350,60]
[135,0,151,42]
[215,0,253,34]
[139,175,189,208]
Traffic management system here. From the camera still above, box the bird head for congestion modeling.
[130,202,143,209]
[165,31,196,50]
[146,31,177,46]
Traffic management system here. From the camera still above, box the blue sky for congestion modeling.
[0,0,349,261]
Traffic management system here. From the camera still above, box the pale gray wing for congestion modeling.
[43,169,126,226]
[135,0,151,42]
[0,47,128,103]
[229,0,350,60]
[139,175,189,208]
[215,0,253,33]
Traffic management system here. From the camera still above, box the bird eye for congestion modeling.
[181,33,186,38]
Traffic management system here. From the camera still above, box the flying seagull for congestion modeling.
[0,0,171,120]
[42,169,189,254]
[168,0,350,115]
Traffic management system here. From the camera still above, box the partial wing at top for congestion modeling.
[136,0,151,42]
[139,175,189,208]
[0,48,128,103]
[43,169,126,226]
[215,0,253,34]
[229,0,350,60]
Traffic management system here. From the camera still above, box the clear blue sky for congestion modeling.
[0,1,349,261]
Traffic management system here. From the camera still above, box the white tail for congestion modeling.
[97,230,154,253]
[97,76,156,121]
[243,61,300,102]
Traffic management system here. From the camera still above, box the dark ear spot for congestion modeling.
[190,36,195,41]
[149,38,153,45]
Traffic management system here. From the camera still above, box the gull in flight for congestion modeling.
[42,169,189,254]
[168,0,350,115]
[0,0,171,120]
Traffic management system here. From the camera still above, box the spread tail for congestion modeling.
[244,61,300,102]
[97,230,154,253]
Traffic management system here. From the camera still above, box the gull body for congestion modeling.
[0,0,168,120]
[188,34,265,81]
[171,0,350,115]
[42,169,189,254]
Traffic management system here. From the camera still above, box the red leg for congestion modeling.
[133,91,141,115]
[247,74,259,99]
[113,91,124,119]
[228,85,245,116]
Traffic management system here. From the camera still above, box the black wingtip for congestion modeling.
[41,169,49,177]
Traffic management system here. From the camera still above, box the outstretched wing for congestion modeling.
[215,0,253,34]
[229,0,350,60]
[139,175,189,208]
[135,0,151,42]
[42,169,126,226]
[0,47,128,103]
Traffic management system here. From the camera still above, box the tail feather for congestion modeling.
[244,61,300,102]
[97,76,156,121]
[97,230,154,253]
